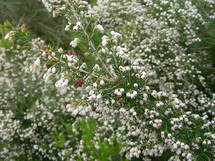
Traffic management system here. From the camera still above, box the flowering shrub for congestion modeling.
[0,22,75,160]
[1,0,215,161]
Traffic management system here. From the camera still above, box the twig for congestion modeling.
[70,66,117,82]
[72,12,115,78]
[190,46,215,50]
[191,26,215,39]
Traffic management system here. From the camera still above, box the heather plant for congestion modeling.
[0,23,71,160]
[0,22,124,161]
[38,0,215,160]
[0,0,215,161]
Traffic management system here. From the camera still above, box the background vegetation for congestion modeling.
[0,0,70,47]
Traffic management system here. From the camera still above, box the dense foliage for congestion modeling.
[0,0,215,161]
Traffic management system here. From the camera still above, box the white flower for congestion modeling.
[110,31,121,40]
[34,58,40,66]
[95,24,104,33]
[62,79,69,87]
[55,79,69,88]
[65,25,70,31]
[4,31,15,40]
[52,67,56,73]
[93,83,98,88]
[99,80,105,85]
[70,38,79,48]
[115,46,128,59]
[55,79,64,88]
[76,22,82,27]
[134,83,138,88]
[73,26,79,31]
[101,35,109,46]
[73,21,82,31]
[96,94,102,100]
[126,92,131,98]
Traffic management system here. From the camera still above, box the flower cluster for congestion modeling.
[0,0,215,160]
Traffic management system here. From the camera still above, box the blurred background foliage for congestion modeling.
[0,0,71,48]
[0,0,98,47]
